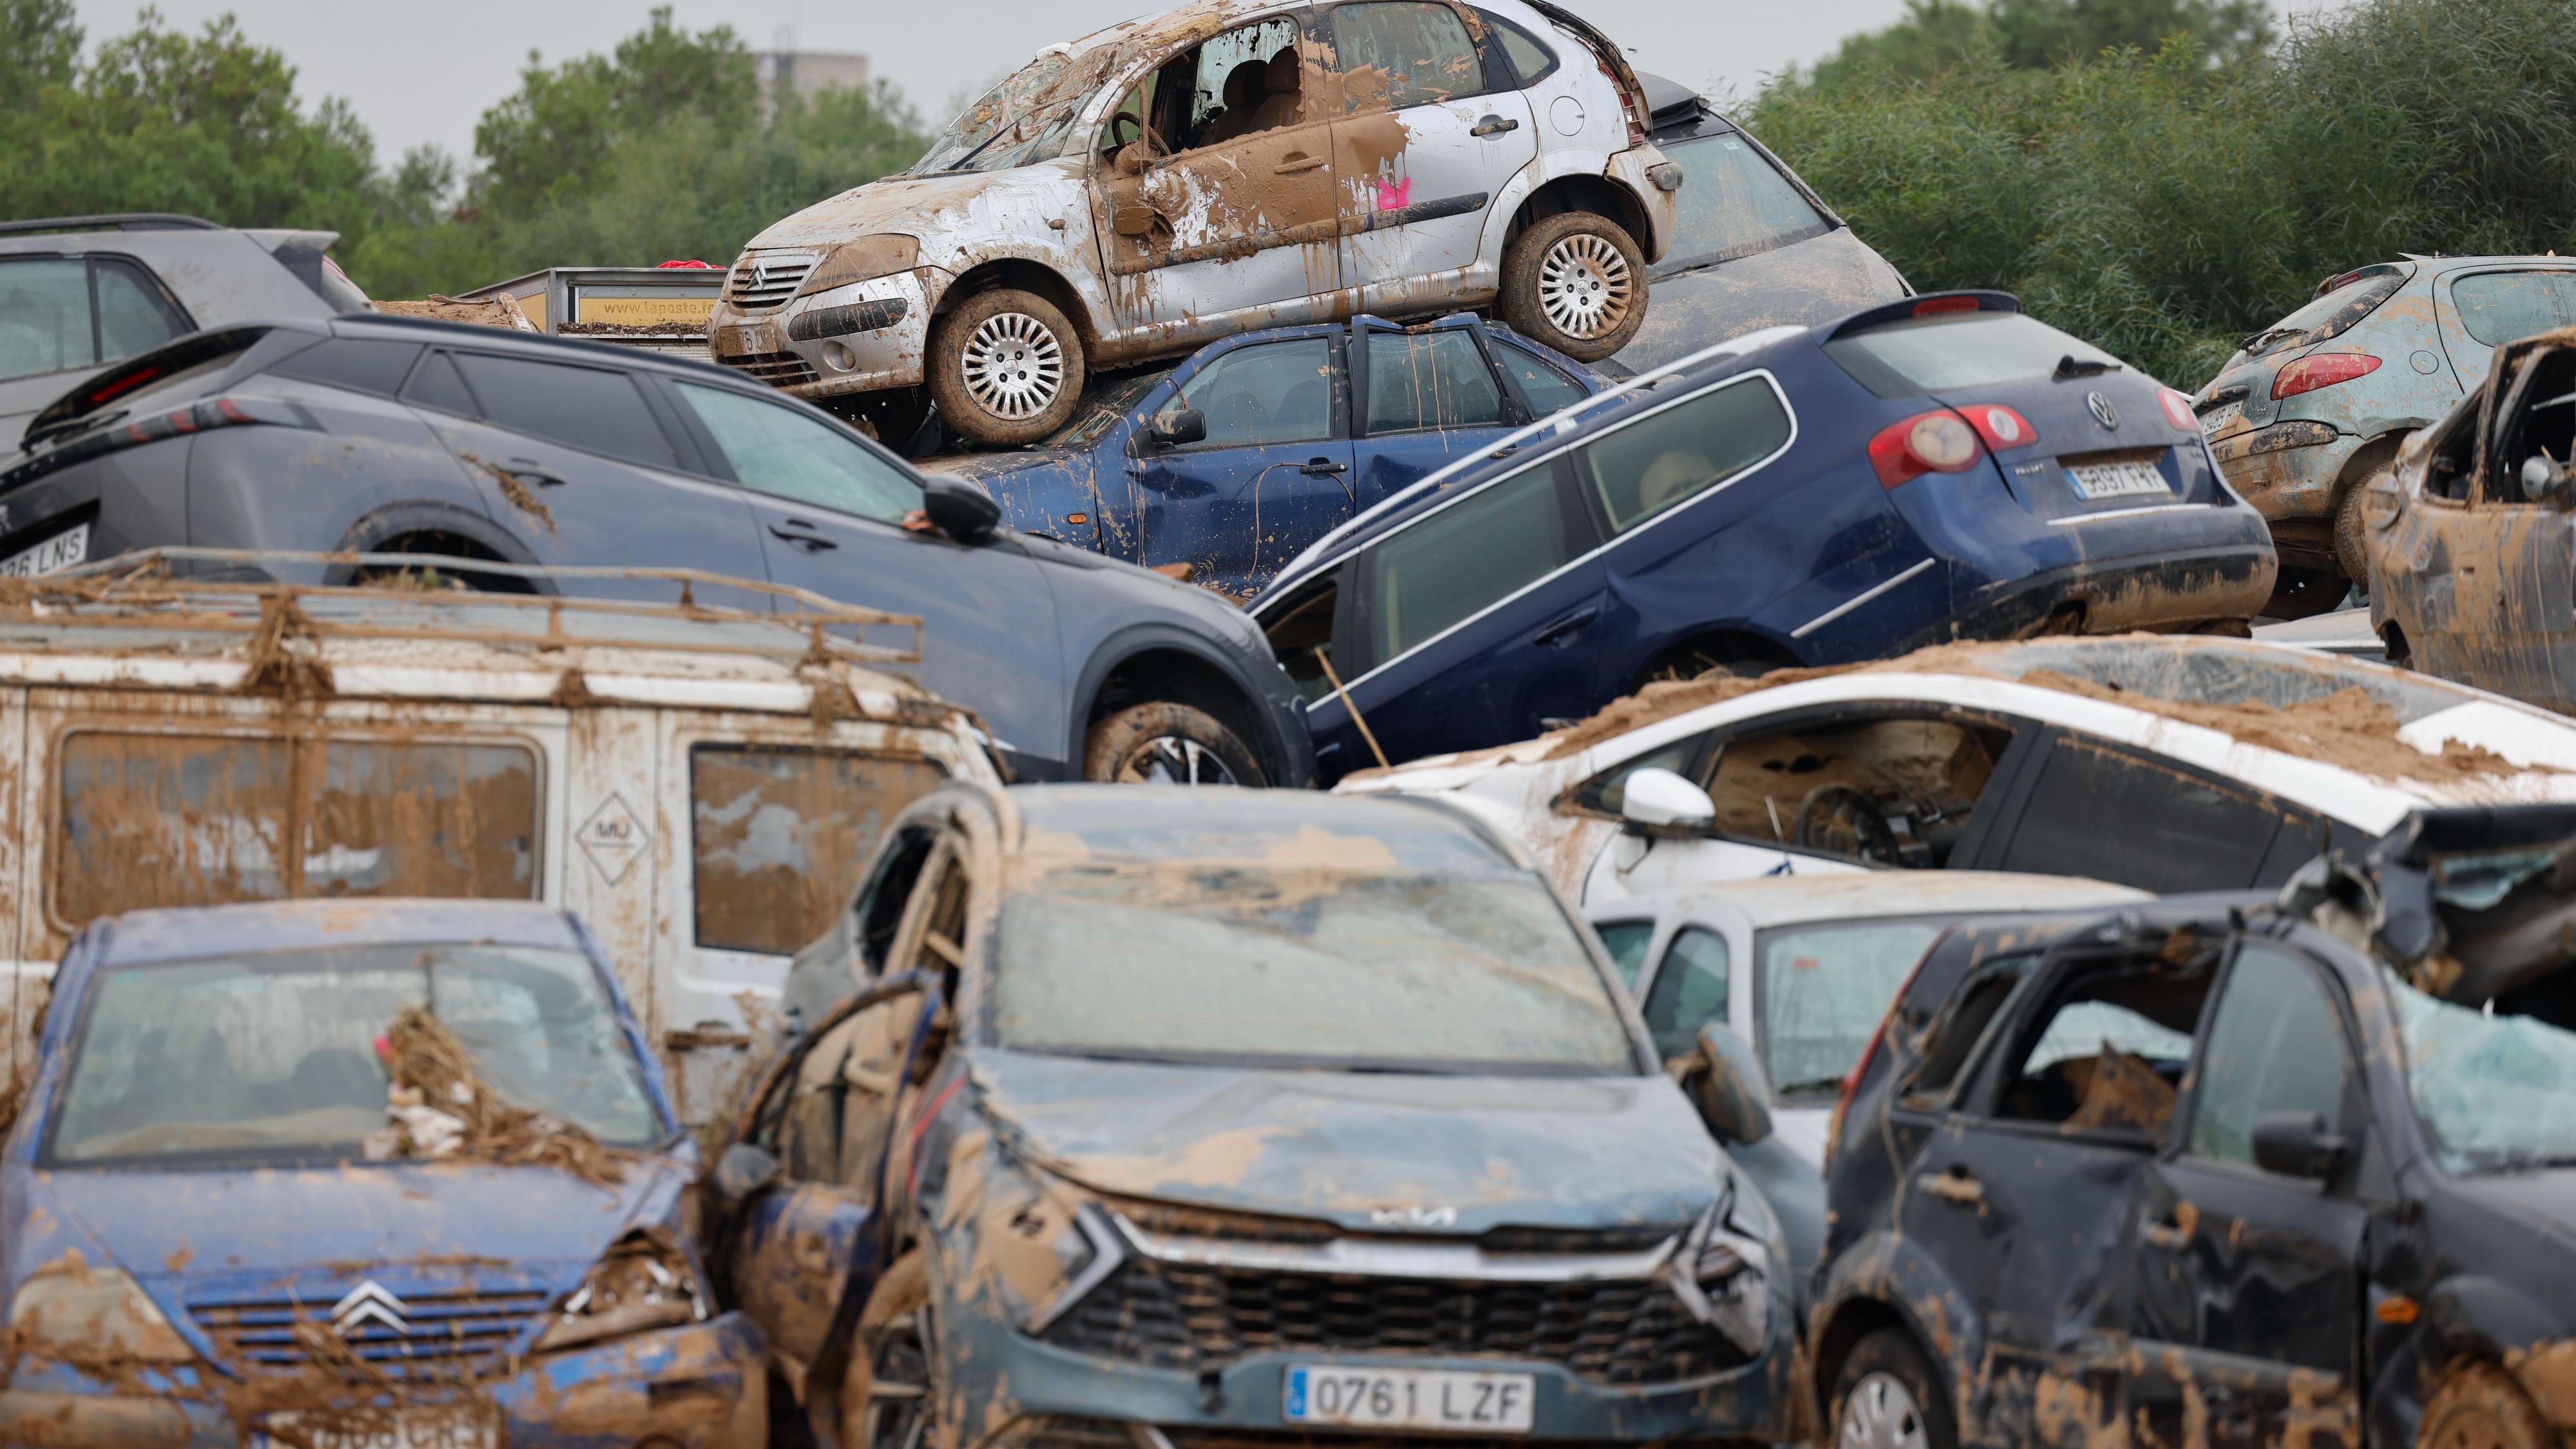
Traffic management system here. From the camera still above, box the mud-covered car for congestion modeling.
[2363,325,2576,712]
[712,782,1797,1449]
[1334,634,2576,904]
[708,0,1680,448]
[1810,804,2576,1449]
[0,898,764,1448]
[1255,292,2275,783]
[923,313,1605,598]
[2197,256,2576,605]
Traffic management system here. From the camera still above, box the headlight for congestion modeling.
[533,1230,709,1353]
[799,235,922,299]
[1667,1180,1772,1356]
[8,1258,195,1363]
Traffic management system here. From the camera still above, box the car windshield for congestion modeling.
[1758,917,1948,1096]
[2390,967,2576,1175]
[912,44,1124,175]
[1045,368,1173,450]
[1976,636,2483,725]
[47,942,663,1164]
[993,861,1639,1074]
[1823,311,2126,400]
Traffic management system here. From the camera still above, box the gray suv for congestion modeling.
[0,213,363,450]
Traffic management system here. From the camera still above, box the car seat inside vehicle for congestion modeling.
[2497,345,2576,503]
[1700,715,2015,868]
[1993,947,2217,1138]
[1157,17,1303,153]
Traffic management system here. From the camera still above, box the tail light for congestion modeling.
[1600,59,1646,146]
[1867,409,1982,489]
[2158,388,2199,431]
[2272,352,2381,400]
[1959,404,2035,452]
[2,396,314,491]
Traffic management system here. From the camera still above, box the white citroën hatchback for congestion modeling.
[708,0,1682,447]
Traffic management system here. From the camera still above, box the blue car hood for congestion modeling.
[970,1049,1720,1235]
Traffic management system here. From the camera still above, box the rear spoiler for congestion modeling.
[2280,804,2576,1005]
[18,325,273,450]
[1822,290,2020,342]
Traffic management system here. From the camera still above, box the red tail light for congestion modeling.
[1958,404,2036,452]
[2158,388,2199,431]
[2271,352,2381,401]
[1867,409,1982,489]
[1912,296,1981,316]
[1600,60,1646,147]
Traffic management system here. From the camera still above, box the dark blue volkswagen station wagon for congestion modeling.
[1249,293,2278,782]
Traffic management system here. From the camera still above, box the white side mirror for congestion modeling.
[1620,767,1716,833]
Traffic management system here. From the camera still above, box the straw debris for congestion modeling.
[365,1005,629,1188]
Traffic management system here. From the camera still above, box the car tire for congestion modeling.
[837,1249,932,1449]
[1084,701,1267,786]
[927,289,1086,448]
[1833,1329,1956,1449]
[1500,212,1649,363]
[2333,471,2378,589]
[2421,1363,2554,1449]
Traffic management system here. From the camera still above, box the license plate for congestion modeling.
[0,523,86,578]
[1283,1366,1537,1434]
[2198,400,2242,436]
[2065,460,2172,500]
[254,1410,497,1449]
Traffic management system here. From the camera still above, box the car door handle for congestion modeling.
[2141,1216,2192,1250]
[768,520,839,552]
[1472,115,1519,137]
[1301,457,1347,476]
[1916,1168,1984,1205]
[1274,153,1328,174]
[1530,605,1599,647]
[502,459,565,486]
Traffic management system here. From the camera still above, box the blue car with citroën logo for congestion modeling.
[0,898,765,1448]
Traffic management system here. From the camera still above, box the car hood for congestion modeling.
[2449,1167,2576,1243]
[971,1048,1723,1235]
[21,1155,688,1285]
[746,161,1084,256]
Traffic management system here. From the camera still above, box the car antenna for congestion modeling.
[1315,649,1391,770]
[2052,354,2119,381]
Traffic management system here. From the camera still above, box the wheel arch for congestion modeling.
[1636,625,1804,688]
[1809,1232,1982,1435]
[940,255,1104,349]
[1507,174,1654,264]
[330,502,548,593]
[1072,630,1287,784]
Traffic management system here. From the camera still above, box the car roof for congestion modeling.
[1587,871,2149,931]
[1008,782,1522,872]
[330,311,761,389]
[95,898,582,967]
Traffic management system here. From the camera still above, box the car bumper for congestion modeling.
[0,1312,766,1448]
[940,1296,1801,1449]
[2208,418,2359,529]
[1913,539,2278,647]
[709,269,943,399]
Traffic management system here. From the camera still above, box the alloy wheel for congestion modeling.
[1840,1371,1931,1449]
[957,311,1066,421]
[1537,233,1635,339]
[1117,734,1242,786]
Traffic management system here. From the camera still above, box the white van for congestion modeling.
[0,554,1001,1121]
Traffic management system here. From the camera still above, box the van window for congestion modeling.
[1367,460,1576,661]
[55,733,542,925]
[1579,377,1791,535]
[690,746,947,956]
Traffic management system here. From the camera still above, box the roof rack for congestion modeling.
[32,548,922,668]
[0,213,223,238]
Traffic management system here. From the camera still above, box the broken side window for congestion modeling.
[1332,1,1484,113]
[1902,949,2039,1107]
[1184,17,1301,145]
[690,746,948,957]
[2183,943,2353,1168]
[2389,965,2576,1174]
[1364,328,1504,434]
[1699,714,2012,867]
[1991,951,2211,1139]
[2491,345,2576,504]
[1576,374,1792,535]
[1997,737,2307,893]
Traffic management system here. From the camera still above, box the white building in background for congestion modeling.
[754,49,872,100]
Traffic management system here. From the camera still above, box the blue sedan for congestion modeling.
[921,313,1604,599]
[0,898,765,1448]
[1249,292,2278,783]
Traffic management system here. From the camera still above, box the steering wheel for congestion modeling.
[1108,110,1144,149]
[1794,784,1905,864]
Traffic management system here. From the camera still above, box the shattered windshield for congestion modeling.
[47,943,661,1164]
[1758,918,1949,1097]
[993,863,1640,1074]
[1978,638,2483,725]
[911,45,1120,175]
[2391,967,2576,1175]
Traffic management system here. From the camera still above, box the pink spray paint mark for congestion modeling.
[1375,176,1412,211]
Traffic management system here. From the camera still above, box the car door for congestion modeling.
[1980,732,2345,893]
[2121,937,2369,1449]
[1323,0,1536,307]
[1091,11,1343,340]
[1326,450,1605,766]
[656,377,1070,774]
[1130,330,1355,594]
[1349,319,1521,509]
[399,347,774,607]
[2431,263,2576,389]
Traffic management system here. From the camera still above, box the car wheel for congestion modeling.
[1084,701,1266,786]
[1833,1329,1955,1449]
[2333,471,2380,589]
[927,289,1085,448]
[1501,212,1649,363]
[2421,1363,2554,1449]
[838,1250,932,1449]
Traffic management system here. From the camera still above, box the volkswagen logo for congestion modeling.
[2086,390,2121,431]
[330,1280,410,1338]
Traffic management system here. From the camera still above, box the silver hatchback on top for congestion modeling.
[708,0,1681,448]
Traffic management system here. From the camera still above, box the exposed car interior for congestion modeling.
[1692,714,2014,867]
[1991,942,2219,1138]
[1103,16,1305,160]
[2495,344,2576,504]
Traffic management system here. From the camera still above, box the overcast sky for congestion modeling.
[72,0,2361,170]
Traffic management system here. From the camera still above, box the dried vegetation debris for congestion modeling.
[365,1005,630,1188]
[372,295,536,330]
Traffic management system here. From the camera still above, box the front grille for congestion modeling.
[721,350,820,387]
[724,252,820,312]
[191,1285,552,1379]
[1041,1258,1747,1385]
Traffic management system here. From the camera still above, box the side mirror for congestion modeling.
[2250,1110,2349,1180]
[920,473,1001,543]
[1688,1023,1774,1146]
[1147,408,1208,448]
[712,1141,783,1206]
[1620,767,1716,835]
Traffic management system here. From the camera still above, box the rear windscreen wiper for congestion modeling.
[2053,354,2121,381]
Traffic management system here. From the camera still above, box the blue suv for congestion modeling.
[1249,293,2278,782]
[922,314,1603,599]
